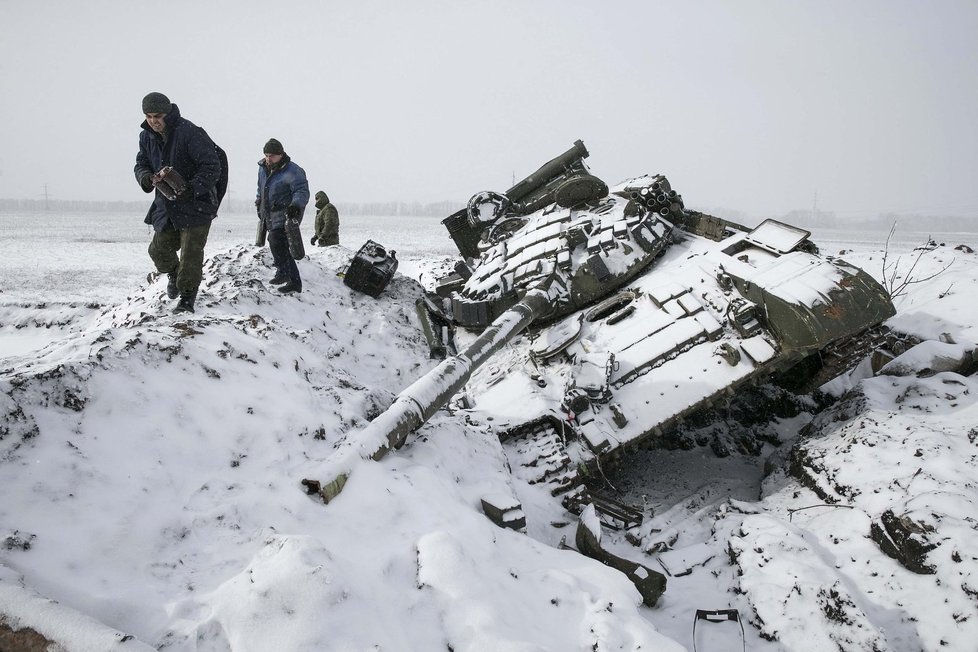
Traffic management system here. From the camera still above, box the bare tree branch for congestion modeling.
[881,223,954,301]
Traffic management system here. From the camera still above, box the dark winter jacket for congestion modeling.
[134,104,223,232]
[257,155,310,230]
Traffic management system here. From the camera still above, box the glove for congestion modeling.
[310,235,318,245]
[138,173,154,193]
[285,205,301,221]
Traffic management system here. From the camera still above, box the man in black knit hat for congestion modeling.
[256,138,309,293]
[134,92,224,314]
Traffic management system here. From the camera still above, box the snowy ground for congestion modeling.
[0,211,459,306]
[1,210,977,651]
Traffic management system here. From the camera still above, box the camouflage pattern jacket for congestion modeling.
[314,196,339,246]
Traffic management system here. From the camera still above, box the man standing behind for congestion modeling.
[310,191,339,246]
[256,138,309,294]
[134,92,222,314]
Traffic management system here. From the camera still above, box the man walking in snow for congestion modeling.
[310,190,339,246]
[134,92,224,314]
[256,138,310,294]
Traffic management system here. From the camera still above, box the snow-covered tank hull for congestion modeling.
[426,143,896,499]
[456,208,894,480]
[310,141,895,509]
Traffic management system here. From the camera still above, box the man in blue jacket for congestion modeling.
[256,138,309,294]
[134,92,223,314]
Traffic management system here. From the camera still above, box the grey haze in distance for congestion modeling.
[2,0,976,222]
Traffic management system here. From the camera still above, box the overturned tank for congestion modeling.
[310,140,896,512]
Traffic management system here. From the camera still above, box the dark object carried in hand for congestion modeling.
[153,166,189,201]
[255,217,267,247]
[285,217,305,259]
[343,240,398,298]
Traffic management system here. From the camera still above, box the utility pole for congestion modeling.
[812,191,818,223]
[42,184,51,211]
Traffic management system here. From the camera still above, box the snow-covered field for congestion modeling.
[1,209,977,651]
[0,212,459,306]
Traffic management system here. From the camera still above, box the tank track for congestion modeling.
[800,325,913,391]
[500,416,589,512]
[792,325,915,393]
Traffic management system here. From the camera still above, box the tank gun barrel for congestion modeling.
[309,278,558,504]
[505,139,589,203]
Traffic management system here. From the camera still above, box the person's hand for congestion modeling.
[310,235,318,245]
[285,205,301,221]
[139,173,154,193]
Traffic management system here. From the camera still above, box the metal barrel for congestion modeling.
[312,280,557,503]
[505,140,589,203]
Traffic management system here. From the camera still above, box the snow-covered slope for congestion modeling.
[1,245,682,651]
[2,239,977,651]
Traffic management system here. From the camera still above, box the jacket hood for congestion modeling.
[315,191,329,208]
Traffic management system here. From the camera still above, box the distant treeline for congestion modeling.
[2,198,974,230]
[0,197,465,218]
[0,198,149,213]
[780,209,978,232]
[328,199,465,217]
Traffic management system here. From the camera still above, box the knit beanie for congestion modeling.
[142,92,172,114]
[263,138,285,155]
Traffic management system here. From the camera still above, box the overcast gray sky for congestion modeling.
[2,0,976,220]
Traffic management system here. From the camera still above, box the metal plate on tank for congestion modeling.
[745,219,811,254]
[531,313,584,360]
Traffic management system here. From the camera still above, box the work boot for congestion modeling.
[173,291,197,314]
[269,273,288,285]
[277,283,301,294]
[166,273,179,299]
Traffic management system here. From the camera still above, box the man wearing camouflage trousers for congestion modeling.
[134,92,223,314]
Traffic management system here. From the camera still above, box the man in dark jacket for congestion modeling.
[256,138,310,294]
[310,191,339,246]
[134,92,222,314]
